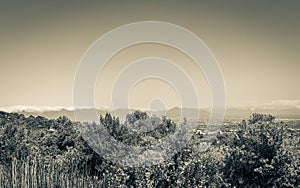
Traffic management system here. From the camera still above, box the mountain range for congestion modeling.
[1,100,299,121]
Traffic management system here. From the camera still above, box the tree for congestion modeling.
[223,113,299,187]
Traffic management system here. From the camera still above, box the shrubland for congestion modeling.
[0,111,299,187]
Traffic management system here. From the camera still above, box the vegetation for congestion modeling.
[0,111,299,187]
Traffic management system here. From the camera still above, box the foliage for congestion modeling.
[223,115,299,187]
[0,111,299,187]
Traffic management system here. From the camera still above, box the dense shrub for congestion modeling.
[223,115,299,187]
[0,111,299,187]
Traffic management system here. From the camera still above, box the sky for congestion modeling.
[0,1,299,110]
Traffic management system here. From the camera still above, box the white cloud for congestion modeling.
[226,100,300,110]
[0,105,96,113]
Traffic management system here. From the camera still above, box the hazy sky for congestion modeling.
[0,1,299,109]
